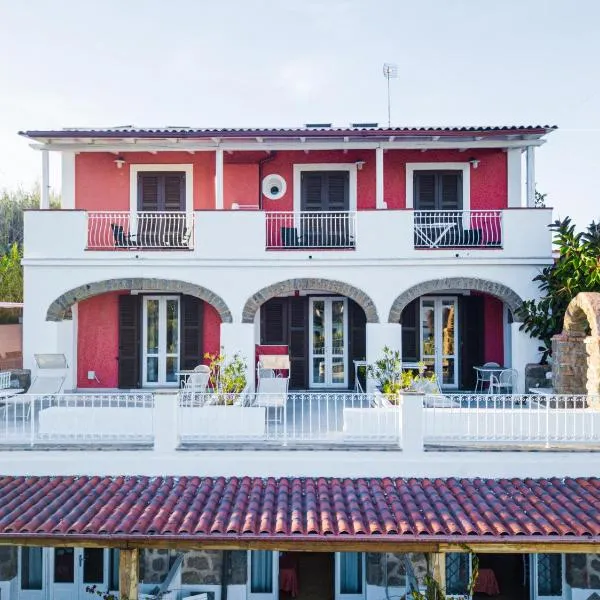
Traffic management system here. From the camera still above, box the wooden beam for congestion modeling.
[431,552,446,588]
[119,548,139,600]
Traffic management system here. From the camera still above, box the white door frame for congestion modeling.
[142,295,180,387]
[531,553,568,600]
[48,547,109,600]
[247,550,279,600]
[18,546,46,600]
[419,296,459,389]
[309,297,348,388]
[335,552,365,600]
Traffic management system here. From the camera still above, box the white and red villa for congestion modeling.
[0,123,599,600]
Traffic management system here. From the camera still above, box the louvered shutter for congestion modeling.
[260,299,288,345]
[439,172,462,210]
[181,296,204,370]
[164,173,186,211]
[400,299,419,362]
[301,173,324,211]
[414,172,436,210]
[138,174,160,211]
[325,172,349,211]
[459,295,484,389]
[288,297,308,390]
[348,300,367,389]
[118,295,141,389]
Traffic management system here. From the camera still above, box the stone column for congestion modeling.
[585,336,600,399]
[552,332,588,395]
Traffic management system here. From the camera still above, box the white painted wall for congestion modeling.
[511,323,542,392]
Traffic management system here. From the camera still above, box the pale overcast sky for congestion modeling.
[0,0,598,226]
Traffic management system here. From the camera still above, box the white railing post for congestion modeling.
[401,394,424,455]
[154,391,178,452]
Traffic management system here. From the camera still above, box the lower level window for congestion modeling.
[250,550,273,594]
[340,552,363,594]
[21,547,43,590]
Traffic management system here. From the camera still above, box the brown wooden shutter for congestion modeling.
[301,173,324,211]
[138,174,160,211]
[459,295,484,389]
[414,172,436,210]
[301,171,350,212]
[164,173,186,211]
[348,300,367,390]
[440,172,462,210]
[181,296,204,370]
[260,299,288,345]
[288,297,308,390]
[400,299,419,362]
[138,172,186,211]
[118,295,141,389]
[414,171,461,210]
[325,172,350,211]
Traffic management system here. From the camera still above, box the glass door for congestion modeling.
[143,296,180,386]
[335,552,365,600]
[532,554,566,600]
[310,298,348,388]
[19,547,45,600]
[51,547,108,600]
[248,550,278,600]
[420,297,458,389]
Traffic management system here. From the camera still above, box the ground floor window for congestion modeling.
[250,550,275,595]
[20,547,43,590]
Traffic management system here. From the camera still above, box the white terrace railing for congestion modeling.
[413,210,503,248]
[265,211,357,250]
[423,394,600,447]
[0,393,154,446]
[86,211,194,250]
[177,392,401,446]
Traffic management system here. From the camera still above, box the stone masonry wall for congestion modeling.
[140,549,224,585]
[567,554,600,589]
[553,333,588,395]
[0,546,17,580]
[366,553,427,586]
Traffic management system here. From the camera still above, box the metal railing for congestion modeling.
[87,211,194,250]
[0,393,154,446]
[414,210,503,248]
[177,392,401,446]
[265,211,357,249]
[423,394,600,446]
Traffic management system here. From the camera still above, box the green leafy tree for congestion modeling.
[517,217,600,360]
[0,243,23,302]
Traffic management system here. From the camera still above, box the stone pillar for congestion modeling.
[510,324,541,392]
[220,322,256,392]
[585,336,600,399]
[552,332,588,395]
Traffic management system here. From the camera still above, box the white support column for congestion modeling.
[41,149,50,209]
[365,322,402,391]
[510,322,541,393]
[525,146,536,207]
[61,151,76,209]
[56,318,76,391]
[215,148,224,209]
[220,322,256,391]
[375,146,386,209]
[506,149,523,208]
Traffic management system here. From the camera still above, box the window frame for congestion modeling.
[405,162,470,211]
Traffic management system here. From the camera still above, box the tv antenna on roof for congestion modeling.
[382,63,398,127]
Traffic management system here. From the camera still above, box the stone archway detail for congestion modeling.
[552,292,600,396]
[242,278,380,323]
[46,278,233,323]
[388,277,525,323]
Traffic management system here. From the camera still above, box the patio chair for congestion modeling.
[474,361,500,393]
[0,371,24,399]
[111,223,135,247]
[489,368,518,395]
[180,365,210,406]
[255,355,290,423]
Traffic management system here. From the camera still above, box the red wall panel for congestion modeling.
[483,295,505,364]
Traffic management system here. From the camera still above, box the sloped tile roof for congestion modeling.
[19,125,557,140]
[0,476,597,544]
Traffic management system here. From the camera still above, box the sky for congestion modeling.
[0,0,598,227]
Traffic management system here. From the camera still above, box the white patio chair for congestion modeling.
[255,355,290,423]
[0,371,24,399]
[180,365,210,406]
[410,377,460,407]
[489,368,518,395]
[474,361,500,393]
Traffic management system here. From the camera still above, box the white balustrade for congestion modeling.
[177,392,401,446]
[0,393,154,445]
[423,394,600,446]
[87,211,194,249]
[413,210,503,248]
[265,211,357,249]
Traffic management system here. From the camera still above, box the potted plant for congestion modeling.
[204,351,248,405]
[367,346,437,404]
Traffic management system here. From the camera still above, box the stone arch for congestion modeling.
[46,278,233,323]
[553,292,600,396]
[242,278,380,323]
[388,277,525,323]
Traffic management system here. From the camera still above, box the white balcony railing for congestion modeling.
[87,211,194,250]
[0,393,155,446]
[414,210,503,248]
[177,392,401,446]
[265,211,357,250]
[423,394,600,446]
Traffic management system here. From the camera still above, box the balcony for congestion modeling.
[265,211,357,250]
[24,207,552,261]
[87,211,194,250]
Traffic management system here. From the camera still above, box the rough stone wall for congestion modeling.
[553,333,588,395]
[140,549,224,585]
[525,363,552,392]
[0,546,17,580]
[366,553,427,586]
[566,554,600,589]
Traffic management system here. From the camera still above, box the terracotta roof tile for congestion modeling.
[0,476,597,543]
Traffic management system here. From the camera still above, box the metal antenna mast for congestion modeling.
[382,63,398,127]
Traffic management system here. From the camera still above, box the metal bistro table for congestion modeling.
[473,365,506,393]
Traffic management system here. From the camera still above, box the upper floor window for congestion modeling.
[137,171,186,212]
[301,171,350,212]
[413,170,462,211]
